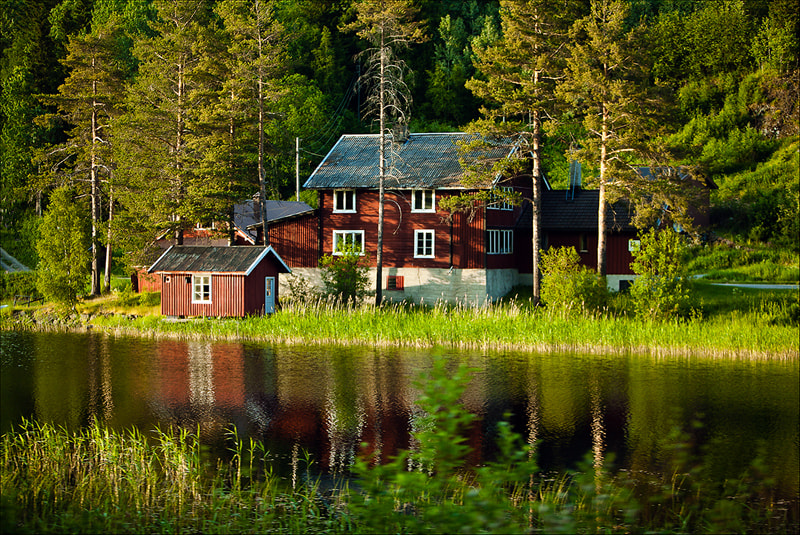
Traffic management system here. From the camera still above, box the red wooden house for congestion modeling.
[147,245,290,317]
[300,132,527,304]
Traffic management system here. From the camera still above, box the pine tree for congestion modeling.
[35,18,126,296]
[559,0,654,277]
[116,0,214,249]
[464,0,578,303]
[215,0,286,244]
[342,0,424,306]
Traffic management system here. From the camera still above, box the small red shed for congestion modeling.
[147,245,291,317]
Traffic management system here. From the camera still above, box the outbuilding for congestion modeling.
[147,245,291,317]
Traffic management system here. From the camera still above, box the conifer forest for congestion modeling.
[1,0,798,280]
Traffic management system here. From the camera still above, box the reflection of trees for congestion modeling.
[590,375,605,491]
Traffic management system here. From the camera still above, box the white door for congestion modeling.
[264,277,276,314]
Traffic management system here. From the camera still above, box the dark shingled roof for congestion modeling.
[303,132,515,190]
[516,189,635,232]
[148,246,290,274]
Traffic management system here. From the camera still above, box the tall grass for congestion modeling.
[80,290,798,359]
[0,418,337,534]
[3,283,797,359]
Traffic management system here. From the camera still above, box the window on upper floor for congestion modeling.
[487,229,513,255]
[488,186,514,211]
[333,189,356,213]
[192,274,212,303]
[333,230,365,255]
[412,189,435,212]
[414,229,435,258]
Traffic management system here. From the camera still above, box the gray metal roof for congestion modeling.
[234,200,315,237]
[148,246,290,275]
[1,248,30,273]
[303,133,515,190]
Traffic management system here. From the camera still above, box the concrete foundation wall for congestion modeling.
[607,274,638,292]
[281,267,521,306]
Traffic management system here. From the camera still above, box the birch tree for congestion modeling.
[342,0,424,306]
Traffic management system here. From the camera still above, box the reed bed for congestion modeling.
[2,409,795,533]
[0,418,339,534]
[76,297,799,360]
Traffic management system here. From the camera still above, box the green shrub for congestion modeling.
[347,357,537,534]
[319,244,370,307]
[630,228,694,319]
[0,271,40,302]
[35,187,90,312]
[540,246,607,315]
[139,291,161,307]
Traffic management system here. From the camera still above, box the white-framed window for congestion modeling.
[488,186,514,211]
[487,229,513,255]
[412,189,435,212]
[333,230,365,255]
[414,229,435,258]
[192,274,212,303]
[333,189,356,213]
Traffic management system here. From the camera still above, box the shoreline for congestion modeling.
[3,308,797,361]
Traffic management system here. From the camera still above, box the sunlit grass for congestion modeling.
[3,282,797,359]
[80,287,798,359]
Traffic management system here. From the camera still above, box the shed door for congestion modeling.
[265,277,276,314]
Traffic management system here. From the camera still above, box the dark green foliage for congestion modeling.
[540,246,608,315]
[0,271,40,302]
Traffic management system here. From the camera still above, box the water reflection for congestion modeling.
[1,331,797,501]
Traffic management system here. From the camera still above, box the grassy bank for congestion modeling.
[2,358,796,534]
[2,283,798,359]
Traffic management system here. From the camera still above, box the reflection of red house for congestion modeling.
[148,246,290,317]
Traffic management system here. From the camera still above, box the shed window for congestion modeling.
[412,190,435,212]
[192,275,212,303]
[333,190,356,212]
[414,229,435,258]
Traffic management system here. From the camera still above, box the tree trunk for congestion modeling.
[375,34,386,306]
[258,23,269,245]
[89,72,101,297]
[597,101,608,278]
[103,185,114,292]
[531,106,542,305]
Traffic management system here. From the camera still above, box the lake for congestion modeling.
[1,330,797,501]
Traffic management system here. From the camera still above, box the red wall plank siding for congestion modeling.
[319,189,488,270]
[160,273,245,317]
[544,231,635,275]
[269,215,318,268]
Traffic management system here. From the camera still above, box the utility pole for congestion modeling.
[296,137,300,201]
